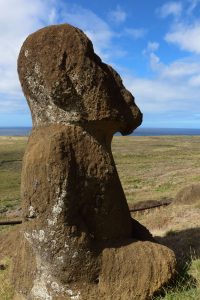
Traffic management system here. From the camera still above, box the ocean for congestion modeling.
[134,127,200,136]
[0,127,200,136]
[0,127,32,136]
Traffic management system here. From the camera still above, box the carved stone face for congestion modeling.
[18,24,142,134]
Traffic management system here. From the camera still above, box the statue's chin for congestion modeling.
[120,127,134,136]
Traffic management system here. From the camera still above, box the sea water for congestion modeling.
[1,127,200,136]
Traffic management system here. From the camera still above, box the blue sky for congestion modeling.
[1,0,200,128]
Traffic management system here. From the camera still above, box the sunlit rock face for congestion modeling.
[18,24,142,134]
[13,24,176,300]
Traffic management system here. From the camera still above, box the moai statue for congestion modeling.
[13,24,176,300]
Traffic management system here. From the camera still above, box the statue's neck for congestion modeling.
[83,124,113,152]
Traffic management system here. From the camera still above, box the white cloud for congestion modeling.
[0,96,29,113]
[0,0,117,114]
[143,41,160,56]
[125,75,200,118]
[161,0,200,54]
[143,42,160,70]
[124,28,147,39]
[48,8,57,23]
[161,59,200,78]
[145,46,200,79]
[147,42,160,52]
[0,0,54,113]
[189,74,200,86]
[149,53,162,71]
[123,47,200,117]
[1,0,199,126]
[43,3,117,62]
[109,5,127,23]
[157,1,182,19]
[165,22,200,54]
[125,76,196,114]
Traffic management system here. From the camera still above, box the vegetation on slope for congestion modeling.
[1,135,200,299]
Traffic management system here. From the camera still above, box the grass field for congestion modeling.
[113,135,200,203]
[1,135,200,213]
[0,135,200,299]
[0,137,27,214]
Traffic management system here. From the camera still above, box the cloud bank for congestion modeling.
[1,0,200,128]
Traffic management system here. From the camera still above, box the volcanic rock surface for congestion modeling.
[13,24,176,300]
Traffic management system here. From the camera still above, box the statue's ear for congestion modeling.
[49,73,85,112]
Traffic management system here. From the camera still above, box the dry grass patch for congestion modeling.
[134,202,200,299]
[112,135,200,203]
[1,135,200,298]
[0,257,14,300]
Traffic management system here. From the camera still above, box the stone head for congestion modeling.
[18,24,142,135]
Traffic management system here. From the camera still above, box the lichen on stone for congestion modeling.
[14,23,176,300]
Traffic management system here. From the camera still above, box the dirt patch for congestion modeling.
[134,204,200,237]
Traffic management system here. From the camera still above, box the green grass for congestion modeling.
[1,135,200,299]
[2,135,200,210]
[154,259,200,299]
[155,181,174,193]
[0,137,27,213]
[0,257,14,300]
[112,135,200,203]
[113,136,200,298]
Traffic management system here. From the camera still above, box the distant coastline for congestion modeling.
[133,127,200,136]
[1,127,200,136]
[0,127,31,136]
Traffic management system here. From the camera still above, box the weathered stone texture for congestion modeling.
[18,24,141,135]
[13,24,176,300]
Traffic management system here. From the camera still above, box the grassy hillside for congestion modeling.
[0,137,27,214]
[1,135,200,213]
[0,135,200,299]
[113,135,200,203]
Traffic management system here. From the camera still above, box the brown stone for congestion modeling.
[18,24,142,134]
[100,240,175,300]
[13,24,176,299]
[175,184,200,205]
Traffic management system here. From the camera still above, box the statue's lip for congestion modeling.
[120,128,134,136]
